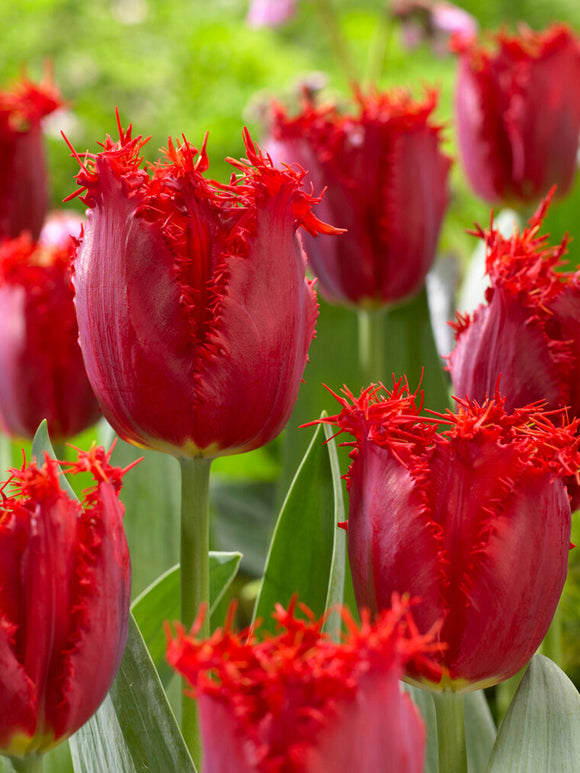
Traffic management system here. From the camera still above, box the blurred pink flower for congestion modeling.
[246,0,297,28]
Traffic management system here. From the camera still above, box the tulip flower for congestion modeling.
[0,446,131,760]
[65,117,341,758]
[0,228,100,442]
[0,73,62,241]
[319,378,580,692]
[448,194,580,428]
[451,24,580,207]
[268,89,451,308]
[167,595,439,773]
[67,118,336,460]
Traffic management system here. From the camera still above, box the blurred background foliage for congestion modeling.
[2,0,580,686]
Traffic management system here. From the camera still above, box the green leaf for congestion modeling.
[465,691,496,773]
[253,419,341,633]
[404,684,438,773]
[69,614,197,773]
[320,421,346,640]
[131,551,242,686]
[486,655,580,772]
[103,432,182,599]
[31,420,76,499]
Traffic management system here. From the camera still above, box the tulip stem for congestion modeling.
[10,755,44,773]
[179,455,212,766]
[433,691,468,773]
[358,307,387,386]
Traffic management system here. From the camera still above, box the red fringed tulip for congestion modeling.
[268,89,451,307]
[448,194,580,507]
[319,380,580,691]
[0,446,131,758]
[0,74,62,240]
[67,119,337,458]
[451,24,580,206]
[0,228,100,441]
[167,596,438,773]
[448,194,580,419]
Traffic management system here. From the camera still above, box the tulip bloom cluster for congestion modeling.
[269,89,451,308]
[452,24,580,207]
[320,379,580,691]
[167,596,440,773]
[0,74,62,241]
[0,231,100,441]
[0,446,131,758]
[68,119,337,459]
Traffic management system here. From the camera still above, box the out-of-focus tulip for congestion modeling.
[0,227,100,441]
[167,595,438,773]
[390,0,478,55]
[0,73,62,240]
[39,209,84,251]
[268,89,451,308]
[451,24,580,207]
[319,379,580,691]
[0,446,131,758]
[246,0,297,28]
[66,119,339,459]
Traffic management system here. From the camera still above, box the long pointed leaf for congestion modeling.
[132,552,242,686]
[70,615,197,773]
[486,655,580,772]
[253,420,338,632]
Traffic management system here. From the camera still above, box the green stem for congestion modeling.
[357,307,387,385]
[433,691,468,773]
[310,0,358,84]
[179,456,212,767]
[10,755,44,773]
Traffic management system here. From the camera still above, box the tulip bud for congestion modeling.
[268,88,451,308]
[167,595,439,772]
[0,73,62,240]
[0,446,131,758]
[319,379,580,691]
[0,227,100,441]
[451,24,580,206]
[67,119,339,459]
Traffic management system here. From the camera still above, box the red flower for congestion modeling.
[67,119,337,458]
[319,380,579,690]
[0,73,62,240]
[268,89,451,307]
[448,193,580,417]
[0,446,132,757]
[167,595,438,772]
[451,24,580,206]
[0,226,100,441]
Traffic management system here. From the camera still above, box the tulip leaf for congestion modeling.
[103,432,182,599]
[31,420,76,500]
[404,685,438,773]
[253,419,341,633]
[131,551,242,686]
[320,421,347,640]
[486,655,580,772]
[465,691,496,773]
[69,613,197,773]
